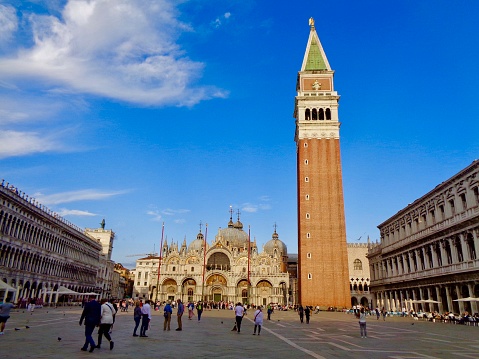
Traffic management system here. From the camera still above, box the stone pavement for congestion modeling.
[1,306,478,358]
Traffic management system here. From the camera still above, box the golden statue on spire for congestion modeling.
[309,17,315,28]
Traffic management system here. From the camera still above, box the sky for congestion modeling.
[1,0,478,269]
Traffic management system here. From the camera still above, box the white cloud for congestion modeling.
[57,208,97,216]
[147,209,162,222]
[212,12,232,29]
[0,130,64,158]
[0,0,226,106]
[34,189,128,205]
[162,208,190,216]
[0,4,17,44]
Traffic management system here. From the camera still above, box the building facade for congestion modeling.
[348,242,372,308]
[133,212,289,306]
[0,181,102,303]
[368,160,479,314]
[294,18,350,308]
[85,227,115,299]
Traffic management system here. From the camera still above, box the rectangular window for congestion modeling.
[144,282,147,286]
[307,253,312,258]
[474,187,479,205]
[439,204,445,220]
[306,233,311,238]
[449,199,455,215]
[191,267,194,272]
[308,273,312,279]
[137,281,140,286]
[305,177,309,182]
[306,213,310,219]
[430,210,435,224]
[305,194,310,200]
[304,159,309,165]
[460,193,467,210]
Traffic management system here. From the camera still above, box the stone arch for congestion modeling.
[206,252,231,271]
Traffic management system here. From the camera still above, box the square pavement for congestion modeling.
[1,307,478,358]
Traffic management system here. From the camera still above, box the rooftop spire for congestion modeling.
[301,17,331,71]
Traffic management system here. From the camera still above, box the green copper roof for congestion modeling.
[305,37,327,70]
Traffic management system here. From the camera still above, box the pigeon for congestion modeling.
[26,326,30,329]
[221,321,223,324]
[58,337,62,341]
[15,328,20,331]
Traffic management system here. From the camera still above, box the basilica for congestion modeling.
[133,211,290,306]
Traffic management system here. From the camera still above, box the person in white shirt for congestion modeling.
[253,306,264,335]
[97,298,116,350]
[358,307,367,338]
[140,300,152,337]
[234,303,245,333]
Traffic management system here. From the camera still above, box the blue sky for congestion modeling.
[1,0,478,268]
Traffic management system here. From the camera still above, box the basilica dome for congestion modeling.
[263,230,287,256]
[188,231,208,252]
[216,214,249,248]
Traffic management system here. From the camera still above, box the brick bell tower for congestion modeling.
[294,18,350,308]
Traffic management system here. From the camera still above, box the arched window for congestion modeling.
[305,109,311,120]
[326,108,331,120]
[242,289,248,297]
[187,288,193,296]
[318,108,324,120]
[353,259,362,270]
[312,108,317,120]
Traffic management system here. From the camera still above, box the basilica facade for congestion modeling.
[133,213,289,306]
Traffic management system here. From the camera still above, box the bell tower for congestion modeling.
[294,18,350,308]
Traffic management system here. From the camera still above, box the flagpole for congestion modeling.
[247,225,251,305]
[155,222,165,303]
[201,223,208,301]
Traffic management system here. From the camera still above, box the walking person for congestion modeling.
[0,297,15,335]
[97,298,116,350]
[140,300,151,337]
[188,302,195,320]
[298,305,304,323]
[375,307,380,320]
[381,307,387,321]
[234,302,245,334]
[267,304,272,320]
[196,301,203,322]
[358,307,367,338]
[253,306,263,335]
[163,301,172,331]
[305,306,311,324]
[79,296,101,352]
[176,299,184,331]
[133,301,141,336]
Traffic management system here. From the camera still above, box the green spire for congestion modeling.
[304,37,328,70]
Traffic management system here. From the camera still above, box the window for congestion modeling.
[305,194,309,200]
[305,177,309,182]
[137,281,140,286]
[188,288,193,296]
[191,267,194,272]
[439,204,445,220]
[306,213,310,219]
[306,233,311,238]
[460,193,467,210]
[474,187,479,205]
[308,273,312,279]
[307,253,311,258]
[172,266,176,272]
[449,199,455,215]
[138,272,142,278]
[144,282,147,286]
[354,259,362,270]
[304,143,308,148]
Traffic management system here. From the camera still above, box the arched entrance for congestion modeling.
[256,280,273,306]
[182,278,197,302]
[162,279,177,302]
[206,274,227,302]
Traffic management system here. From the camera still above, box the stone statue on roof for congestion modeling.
[100,219,105,229]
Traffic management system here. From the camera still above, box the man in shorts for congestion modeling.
[0,297,15,335]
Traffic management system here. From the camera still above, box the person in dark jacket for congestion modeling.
[79,296,101,352]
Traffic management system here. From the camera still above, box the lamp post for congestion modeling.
[155,222,165,303]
